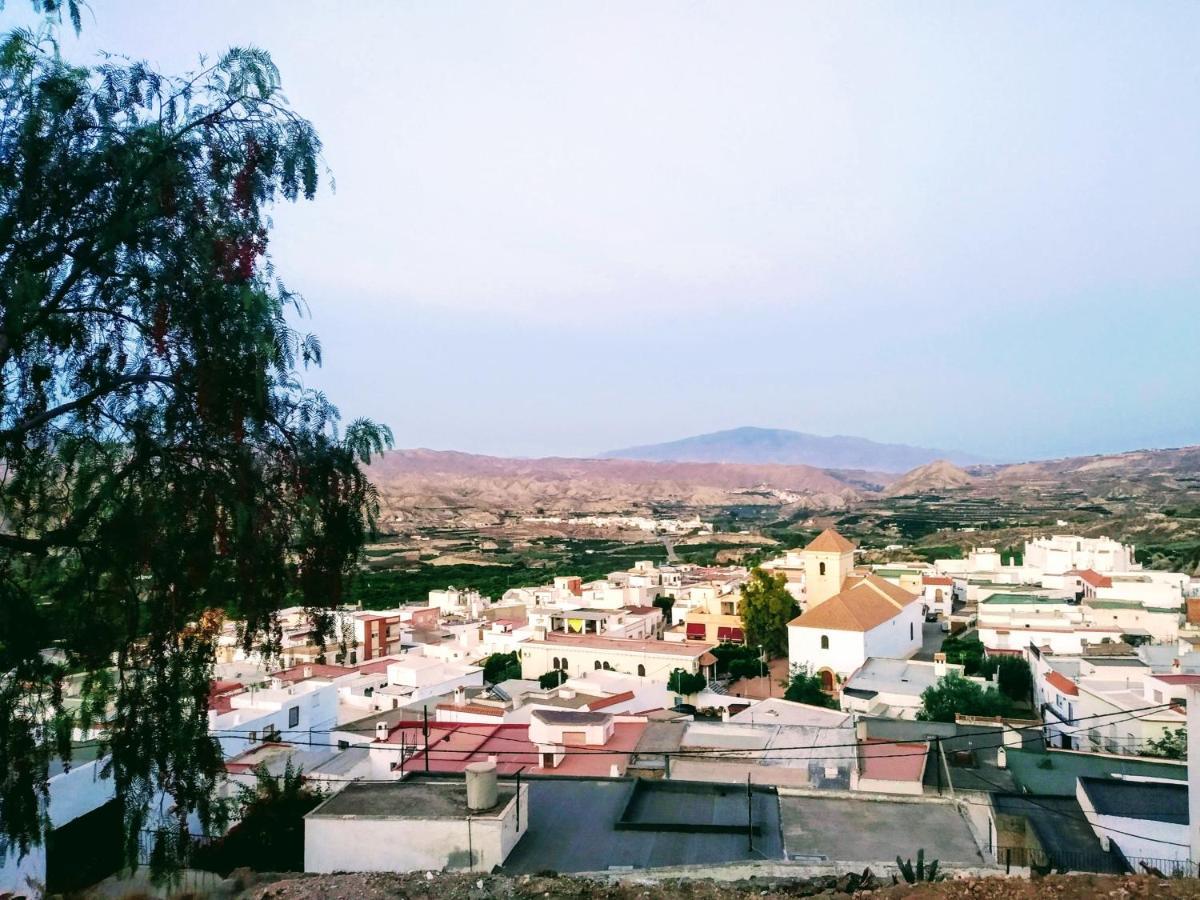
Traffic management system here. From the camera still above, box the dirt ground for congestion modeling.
[230,871,1200,900]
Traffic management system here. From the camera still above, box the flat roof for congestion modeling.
[1006,749,1186,797]
[778,794,985,865]
[308,780,516,819]
[981,593,1066,605]
[1079,776,1188,824]
[503,778,783,873]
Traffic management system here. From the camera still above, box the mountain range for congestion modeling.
[600,426,986,472]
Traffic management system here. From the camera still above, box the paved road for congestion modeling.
[912,619,948,662]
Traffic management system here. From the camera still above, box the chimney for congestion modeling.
[721,705,731,722]
[1174,658,1182,673]
[303,665,313,679]
[375,721,389,740]
[465,759,498,811]
[855,716,868,741]
[454,685,466,707]
[933,652,947,678]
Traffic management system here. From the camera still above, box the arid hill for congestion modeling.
[885,460,975,496]
[366,449,878,527]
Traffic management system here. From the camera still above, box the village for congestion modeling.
[11,527,1200,892]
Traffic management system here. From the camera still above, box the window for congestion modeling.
[553,656,560,670]
[595,660,602,670]
[602,661,611,671]
[288,705,299,729]
[637,664,646,677]
[820,635,830,650]
[248,730,258,743]
[909,623,914,640]
[561,657,568,671]
[819,562,826,576]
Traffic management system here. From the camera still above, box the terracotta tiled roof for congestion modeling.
[805,528,856,553]
[922,575,954,586]
[1044,670,1078,696]
[585,690,637,711]
[1071,569,1113,589]
[788,574,919,633]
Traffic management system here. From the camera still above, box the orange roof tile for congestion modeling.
[788,575,919,633]
[1044,670,1079,696]
[805,528,856,553]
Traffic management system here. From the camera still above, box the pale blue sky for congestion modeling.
[12,2,1200,461]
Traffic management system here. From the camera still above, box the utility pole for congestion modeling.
[746,773,754,854]
[933,736,942,795]
[423,705,430,772]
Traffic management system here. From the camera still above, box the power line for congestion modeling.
[207,702,1179,763]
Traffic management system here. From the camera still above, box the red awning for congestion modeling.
[686,623,706,639]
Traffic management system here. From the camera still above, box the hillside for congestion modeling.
[600,426,984,472]
[885,460,975,496]
[366,449,876,528]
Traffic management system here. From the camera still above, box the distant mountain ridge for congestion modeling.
[600,426,985,473]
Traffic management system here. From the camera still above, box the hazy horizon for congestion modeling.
[20,1,1200,461]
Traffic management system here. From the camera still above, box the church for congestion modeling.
[786,529,924,690]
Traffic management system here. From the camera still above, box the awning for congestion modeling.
[716,626,745,642]
[686,623,706,639]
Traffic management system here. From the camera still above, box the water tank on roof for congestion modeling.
[465,759,498,811]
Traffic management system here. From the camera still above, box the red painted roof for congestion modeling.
[381,719,646,777]
[1150,674,1200,685]
[858,739,927,783]
[1044,670,1079,696]
[923,576,954,586]
[208,680,244,714]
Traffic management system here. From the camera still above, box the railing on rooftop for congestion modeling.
[995,843,1196,877]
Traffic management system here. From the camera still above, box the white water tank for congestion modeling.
[465,759,498,811]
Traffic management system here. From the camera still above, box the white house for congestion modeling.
[208,679,338,758]
[1077,776,1190,868]
[787,573,924,690]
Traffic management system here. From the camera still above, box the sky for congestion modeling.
[9,2,1200,461]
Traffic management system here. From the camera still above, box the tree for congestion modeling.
[782,665,838,709]
[667,668,706,695]
[1144,727,1187,761]
[940,633,986,674]
[191,760,323,875]
[481,652,521,685]
[538,670,567,690]
[977,656,1033,704]
[739,567,796,657]
[0,14,390,878]
[652,594,674,620]
[917,675,1012,723]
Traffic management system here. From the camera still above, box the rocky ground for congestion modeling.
[224,871,1200,900]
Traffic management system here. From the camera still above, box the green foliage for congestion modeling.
[976,655,1033,703]
[710,641,759,676]
[191,760,324,875]
[667,668,706,695]
[782,665,838,709]
[940,633,986,674]
[895,849,942,884]
[739,567,796,658]
[481,652,521,685]
[916,674,1012,723]
[0,20,389,878]
[652,594,675,619]
[538,670,566,690]
[1144,727,1187,761]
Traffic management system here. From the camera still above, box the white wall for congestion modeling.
[304,787,526,873]
[862,602,924,660]
[0,759,116,893]
[788,625,866,680]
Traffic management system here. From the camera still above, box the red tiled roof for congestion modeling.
[806,528,856,553]
[1070,569,1113,589]
[585,690,637,711]
[922,576,953,586]
[1044,670,1079,696]
[435,702,505,717]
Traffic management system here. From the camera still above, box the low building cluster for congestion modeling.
[9,528,1200,892]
